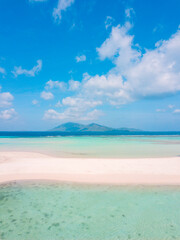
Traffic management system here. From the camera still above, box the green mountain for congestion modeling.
[51,122,85,132]
[50,122,142,133]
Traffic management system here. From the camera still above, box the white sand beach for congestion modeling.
[0,151,180,185]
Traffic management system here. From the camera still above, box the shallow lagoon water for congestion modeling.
[0,182,180,240]
[0,135,180,158]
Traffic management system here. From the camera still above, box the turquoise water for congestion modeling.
[0,135,180,158]
[0,137,180,239]
[0,182,180,240]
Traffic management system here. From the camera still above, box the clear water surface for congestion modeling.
[0,136,180,240]
[0,135,180,158]
[0,182,180,240]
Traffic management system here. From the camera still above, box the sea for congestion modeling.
[0,132,180,158]
[0,133,180,240]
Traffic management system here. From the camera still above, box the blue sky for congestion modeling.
[0,0,180,131]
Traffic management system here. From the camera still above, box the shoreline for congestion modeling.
[0,151,180,185]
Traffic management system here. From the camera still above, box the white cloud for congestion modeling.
[97,22,140,73]
[41,91,54,100]
[45,80,66,90]
[68,80,80,91]
[92,23,180,105]
[0,88,14,108]
[168,104,175,109]
[43,21,180,122]
[173,109,180,113]
[84,74,123,91]
[43,108,102,121]
[83,73,132,105]
[12,60,42,77]
[0,108,17,120]
[105,16,114,29]
[0,67,6,74]
[53,0,74,23]
[45,79,79,92]
[44,109,63,120]
[81,109,103,121]
[62,96,102,108]
[75,55,86,62]
[44,94,102,121]
[124,31,180,97]
[32,99,39,105]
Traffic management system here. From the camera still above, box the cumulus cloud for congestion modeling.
[43,94,102,121]
[97,22,140,70]
[92,23,180,105]
[75,55,86,62]
[45,80,66,90]
[45,79,79,92]
[0,88,14,108]
[12,60,42,77]
[41,91,54,100]
[0,108,17,120]
[82,73,132,105]
[81,109,103,121]
[43,108,102,121]
[43,22,180,122]
[53,0,74,23]
[62,96,102,108]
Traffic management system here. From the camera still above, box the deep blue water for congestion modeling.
[0,131,180,137]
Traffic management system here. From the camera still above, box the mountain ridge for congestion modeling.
[50,122,142,133]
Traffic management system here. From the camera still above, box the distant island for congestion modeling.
[0,122,180,137]
[50,122,142,134]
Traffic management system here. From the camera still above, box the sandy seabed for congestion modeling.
[0,151,180,185]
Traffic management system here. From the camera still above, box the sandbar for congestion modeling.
[0,152,180,185]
